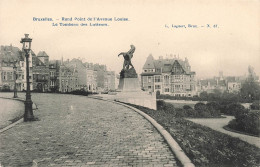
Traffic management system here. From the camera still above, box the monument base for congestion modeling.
[114,91,157,110]
[118,78,140,92]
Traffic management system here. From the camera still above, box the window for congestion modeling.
[148,76,152,83]
[155,85,161,89]
[3,72,6,80]
[10,72,13,80]
[148,86,152,89]
[165,88,170,92]
[155,76,161,82]
[164,75,169,85]
[50,71,55,77]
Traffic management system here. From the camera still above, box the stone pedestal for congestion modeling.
[114,91,157,110]
[118,68,139,92]
[118,78,140,91]
[113,67,157,110]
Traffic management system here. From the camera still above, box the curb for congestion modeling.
[0,97,37,134]
[89,96,195,167]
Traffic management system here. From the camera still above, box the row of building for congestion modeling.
[140,55,256,96]
[1,44,257,96]
[0,45,115,93]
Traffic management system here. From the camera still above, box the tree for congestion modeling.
[240,66,260,102]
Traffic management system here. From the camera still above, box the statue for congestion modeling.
[118,45,135,70]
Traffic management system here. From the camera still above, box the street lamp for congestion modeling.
[13,61,18,98]
[20,34,35,121]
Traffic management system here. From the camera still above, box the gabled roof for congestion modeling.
[66,58,86,69]
[37,51,49,57]
[34,56,45,66]
[143,54,155,69]
[0,45,22,63]
[143,55,194,75]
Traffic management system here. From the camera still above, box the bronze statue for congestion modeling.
[118,45,135,70]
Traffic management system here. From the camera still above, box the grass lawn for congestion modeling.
[125,103,260,167]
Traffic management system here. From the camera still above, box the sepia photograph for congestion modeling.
[0,0,259,166]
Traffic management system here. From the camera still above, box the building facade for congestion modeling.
[58,63,79,93]
[32,51,50,92]
[0,45,33,91]
[141,55,196,97]
[104,71,116,91]
[49,60,61,92]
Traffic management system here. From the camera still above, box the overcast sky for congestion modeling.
[0,0,259,78]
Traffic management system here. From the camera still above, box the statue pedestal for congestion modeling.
[118,78,139,91]
[118,68,139,92]
[114,67,157,110]
[115,91,157,110]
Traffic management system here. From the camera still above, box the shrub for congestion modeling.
[250,100,260,110]
[0,85,11,92]
[175,108,186,117]
[206,101,221,111]
[206,102,221,117]
[163,103,176,116]
[70,90,88,96]
[226,103,245,115]
[194,102,206,111]
[157,100,166,110]
[183,105,192,110]
[125,102,260,167]
[228,111,260,136]
[193,102,222,117]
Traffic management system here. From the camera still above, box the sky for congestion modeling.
[0,0,259,78]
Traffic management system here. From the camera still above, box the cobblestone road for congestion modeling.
[0,93,178,167]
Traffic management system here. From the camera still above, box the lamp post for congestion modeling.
[20,34,35,121]
[13,61,18,98]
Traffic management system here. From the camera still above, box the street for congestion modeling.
[0,93,178,167]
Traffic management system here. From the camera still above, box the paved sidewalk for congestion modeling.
[187,116,260,148]
[0,93,178,167]
[0,98,23,129]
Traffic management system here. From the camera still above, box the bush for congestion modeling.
[193,102,221,117]
[224,103,245,115]
[124,102,260,167]
[183,105,192,110]
[194,102,206,111]
[0,85,11,92]
[185,108,197,117]
[157,101,221,118]
[206,102,221,117]
[175,108,186,117]
[206,101,221,111]
[157,100,166,110]
[250,100,260,110]
[228,111,260,136]
[70,90,88,96]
